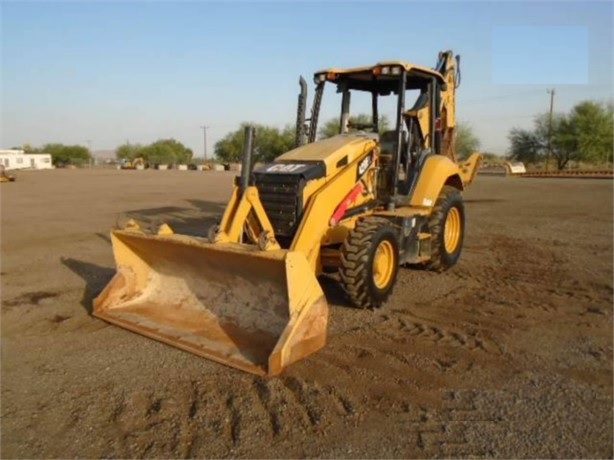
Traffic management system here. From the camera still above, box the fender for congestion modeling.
[409,155,464,208]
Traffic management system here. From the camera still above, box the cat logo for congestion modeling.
[357,152,373,180]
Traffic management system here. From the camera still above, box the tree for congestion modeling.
[566,101,613,165]
[140,139,193,166]
[480,152,504,162]
[548,113,578,170]
[318,114,390,139]
[507,100,613,170]
[455,122,480,160]
[214,123,296,163]
[533,109,607,170]
[42,143,91,166]
[508,127,543,164]
[116,143,144,160]
[17,143,43,153]
[254,124,296,162]
[214,126,246,163]
[516,112,580,170]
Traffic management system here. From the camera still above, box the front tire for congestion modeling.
[427,186,465,271]
[339,218,400,309]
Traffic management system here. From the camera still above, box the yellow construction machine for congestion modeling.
[120,157,147,170]
[94,50,481,376]
[0,165,16,182]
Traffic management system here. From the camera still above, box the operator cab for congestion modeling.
[298,58,453,208]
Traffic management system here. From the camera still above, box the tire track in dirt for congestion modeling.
[1,290,59,309]
[26,233,537,458]
[452,234,593,315]
[0,236,520,456]
[364,309,504,357]
[86,375,363,457]
[251,376,358,438]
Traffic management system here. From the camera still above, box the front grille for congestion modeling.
[253,173,304,238]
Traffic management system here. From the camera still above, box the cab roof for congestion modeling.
[314,60,445,94]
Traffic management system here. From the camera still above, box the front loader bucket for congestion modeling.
[93,231,328,376]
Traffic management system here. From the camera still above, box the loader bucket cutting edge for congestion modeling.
[93,230,328,376]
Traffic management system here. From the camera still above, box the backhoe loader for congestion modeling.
[94,50,481,376]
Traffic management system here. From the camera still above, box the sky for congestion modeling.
[1,0,612,157]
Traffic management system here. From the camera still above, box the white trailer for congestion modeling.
[0,150,53,170]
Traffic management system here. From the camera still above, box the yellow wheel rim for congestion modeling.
[444,207,461,253]
[372,240,395,289]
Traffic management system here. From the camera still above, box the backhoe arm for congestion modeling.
[436,50,460,162]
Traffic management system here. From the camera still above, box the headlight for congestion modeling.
[380,66,391,75]
[313,73,326,84]
[391,66,402,75]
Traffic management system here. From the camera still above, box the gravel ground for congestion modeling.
[1,169,612,458]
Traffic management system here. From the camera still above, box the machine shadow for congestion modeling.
[68,200,227,313]
[60,257,115,314]
[119,199,227,236]
[95,232,112,245]
[318,274,355,309]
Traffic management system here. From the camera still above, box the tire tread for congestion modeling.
[339,217,397,309]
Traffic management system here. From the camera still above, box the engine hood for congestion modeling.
[272,134,377,177]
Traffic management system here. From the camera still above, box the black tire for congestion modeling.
[339,217,400,309]
[426,186,465,272]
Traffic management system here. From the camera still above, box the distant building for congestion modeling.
[0,149,53,170]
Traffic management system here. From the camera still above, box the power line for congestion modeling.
[468,114,534,123]
[462,89,545,105]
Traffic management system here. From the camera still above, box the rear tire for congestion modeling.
[339,218,399,309]
[426,186,465,272]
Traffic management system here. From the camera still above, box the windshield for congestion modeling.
[307,78,424,142]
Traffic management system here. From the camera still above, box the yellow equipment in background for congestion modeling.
[120,157,147,170]
[94,50,481,376]
[0,165,16,182]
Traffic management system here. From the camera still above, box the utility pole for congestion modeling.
[546,89,555,172]
[200,125,209,162]
[85,139,93,167]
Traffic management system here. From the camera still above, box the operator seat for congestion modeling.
[379,130,407,156]
[380,130,408,172]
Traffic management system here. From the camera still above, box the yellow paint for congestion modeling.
[459,153,482,186]
[157,223,174,236]
[372,240,395,289]
[216,186,279,249]
[409,155,463,207]
[290,152,377,272]
[444,206,461,253]
[277,134,376,176]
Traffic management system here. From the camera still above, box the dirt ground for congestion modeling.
[1,169,612,459]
